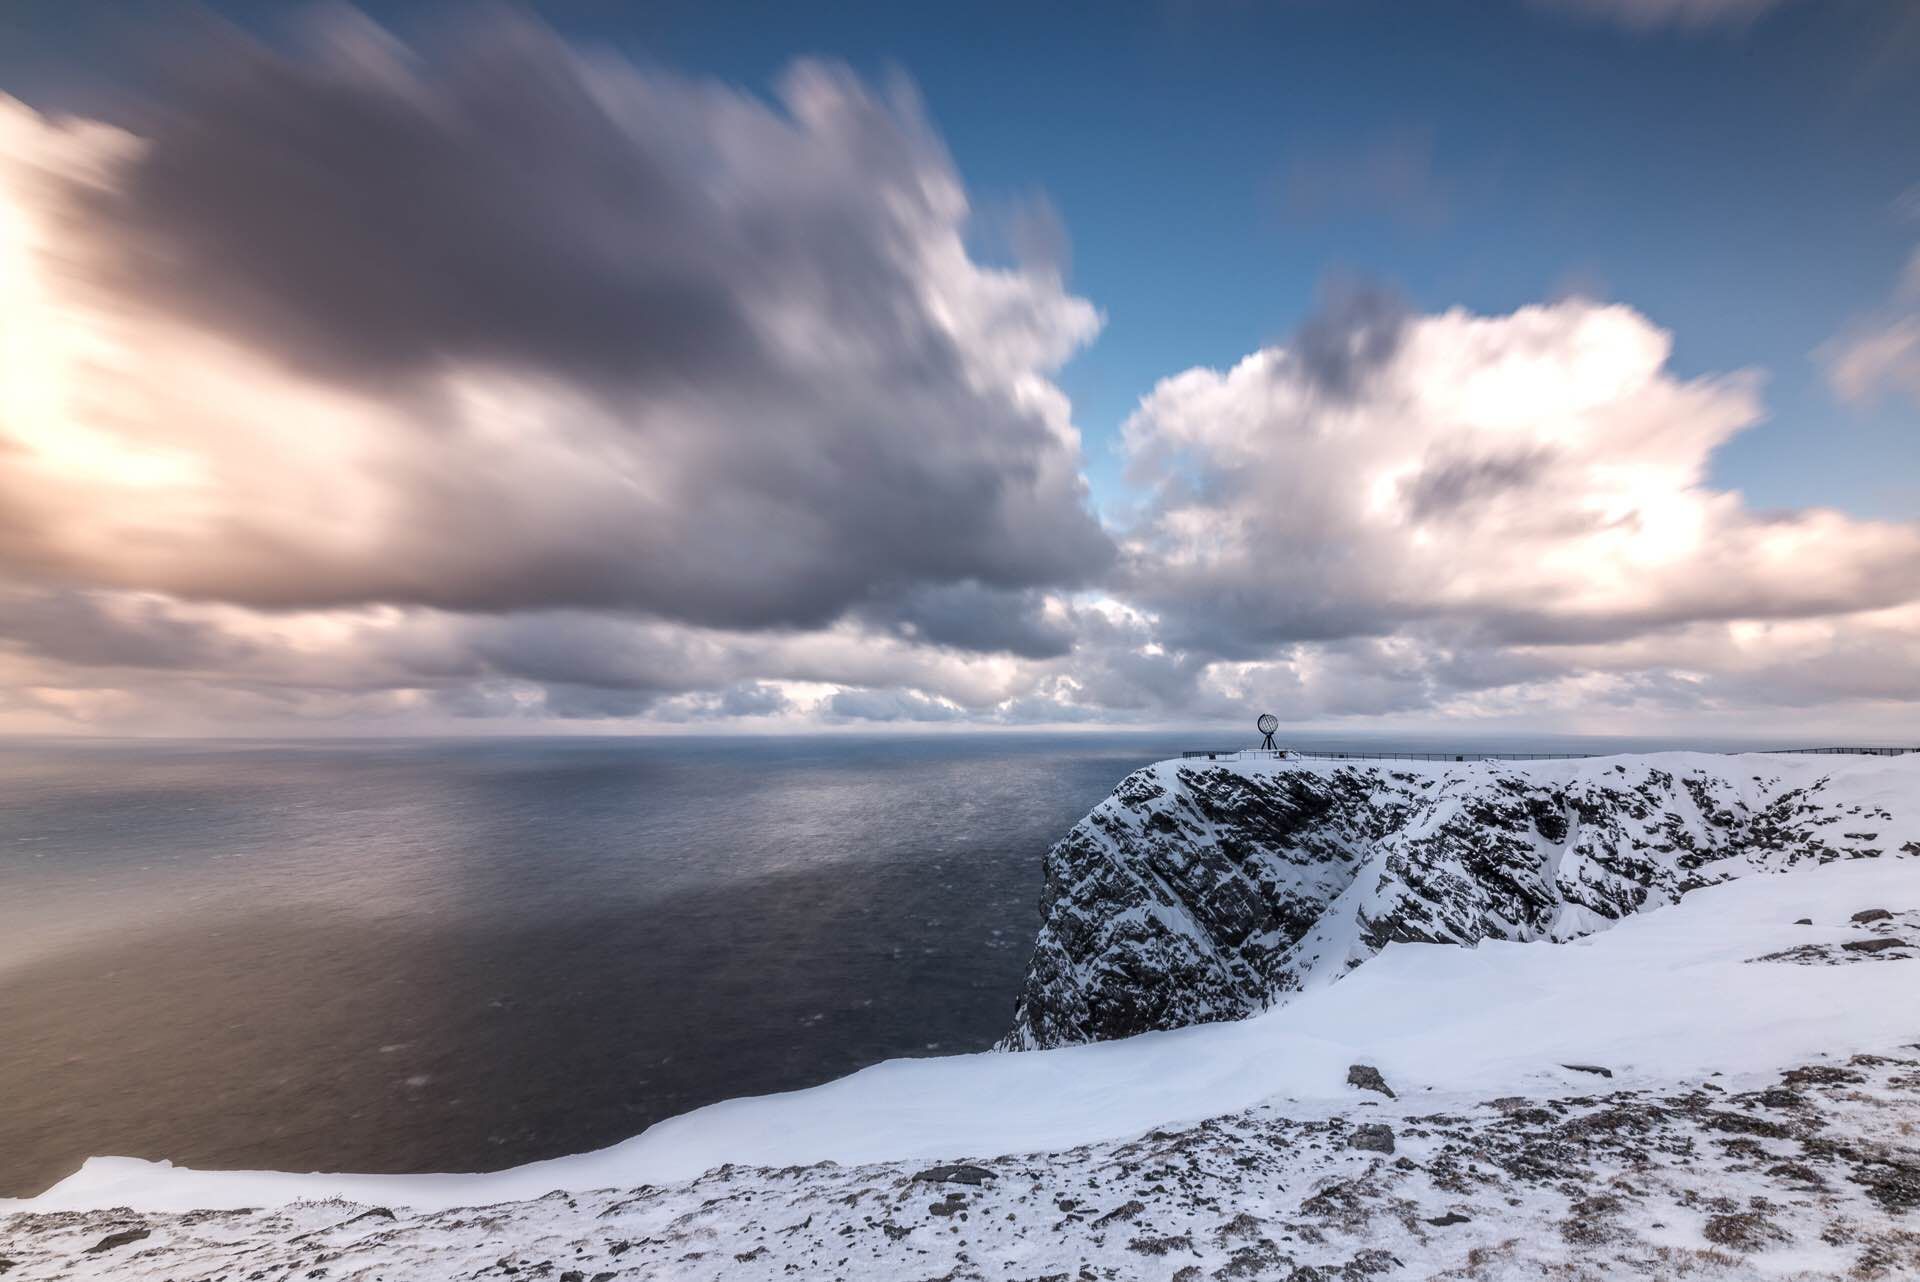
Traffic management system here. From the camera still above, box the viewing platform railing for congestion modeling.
[1180,746,1918,764]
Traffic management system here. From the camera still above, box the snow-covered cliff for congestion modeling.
[1001,751,1920,1050]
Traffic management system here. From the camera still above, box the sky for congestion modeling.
[0,0,1916,738]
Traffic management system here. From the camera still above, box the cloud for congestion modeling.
[1,8,1916,738]
[1531,0,1794,31]
[857,583,1077,659]
[1824,317,1920,409]
[1822,238,1920,411]
[0,10,1111,631]
[825,687,964,722]
[1120,294,1920,659]
[1275,129,1450,231]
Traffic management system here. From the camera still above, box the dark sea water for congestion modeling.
[0,734,1205,1198]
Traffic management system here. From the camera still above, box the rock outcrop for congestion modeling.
[1000,752,1914,1050]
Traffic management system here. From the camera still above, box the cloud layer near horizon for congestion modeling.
[1,9,1916,737]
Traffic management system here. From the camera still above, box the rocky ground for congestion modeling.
[7,1038,1917,1282]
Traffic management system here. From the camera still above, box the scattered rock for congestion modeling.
[1784,1064,1865,1087]
[85,1228,151,1254]
[1703,1210,1786,1250]
[928,1193,967,1217]
[1349,1124,1395,1154]
[1347,1065,1395,1098]
[912,1163,996,1186]
[1091,1199,1146,1226]
[1851,909,1893,924]
[1765,1161,1824,1186]
[1560,1194,1625,1246]
[1562,1063,1613,1078]
[1842,938,1903,954]
[1855,1158,1920,1213]
[1125,1231,1194,1256]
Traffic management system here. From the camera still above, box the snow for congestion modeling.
[13,843,1916,1215]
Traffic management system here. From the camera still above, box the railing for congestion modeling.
[1758,747,1920,756]
[1180,746,1917,764]
[1181,749,1594,763]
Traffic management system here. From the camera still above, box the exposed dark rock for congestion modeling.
[1348,1125,1395,1155]
[1092,1199,1146,1226]
[1345,1065,1395,1098]
[1851,909,1894,924]
[1842,938,1903,954]
[913,1164,996,1186]
[1795,918,1813,925]
[85,1228,150,1254]
[1000,757,1913,1049]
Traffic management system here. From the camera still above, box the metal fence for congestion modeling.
[1757,747,1919,756]
[1180,746,1917,764]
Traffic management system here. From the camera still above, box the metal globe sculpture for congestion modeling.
[1257,713,1279,751]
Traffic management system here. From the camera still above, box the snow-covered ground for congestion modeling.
[4,754,1916,1279]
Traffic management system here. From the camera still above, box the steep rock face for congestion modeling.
[1000,752,1915,1051]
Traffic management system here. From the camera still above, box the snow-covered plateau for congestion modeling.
[3,751,1917,1281]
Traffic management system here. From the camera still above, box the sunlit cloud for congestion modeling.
[0,8,1916,737]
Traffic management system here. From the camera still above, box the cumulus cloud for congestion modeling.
[1120,294,1920,662]
[0,10,1111,629]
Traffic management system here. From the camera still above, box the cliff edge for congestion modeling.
[1001,751,1919,1050]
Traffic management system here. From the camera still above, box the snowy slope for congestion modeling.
[10,848,1917,1218]
[1001,751,1920,1049]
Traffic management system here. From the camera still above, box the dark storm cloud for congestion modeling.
[860,583,1076,658]
[13,8,1112,630]
[0,589,252,670]
[85,15,822,391]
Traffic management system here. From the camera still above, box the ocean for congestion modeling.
[0,734,1202,1197]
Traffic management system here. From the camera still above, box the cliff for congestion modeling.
[1000,751,1918,1050]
